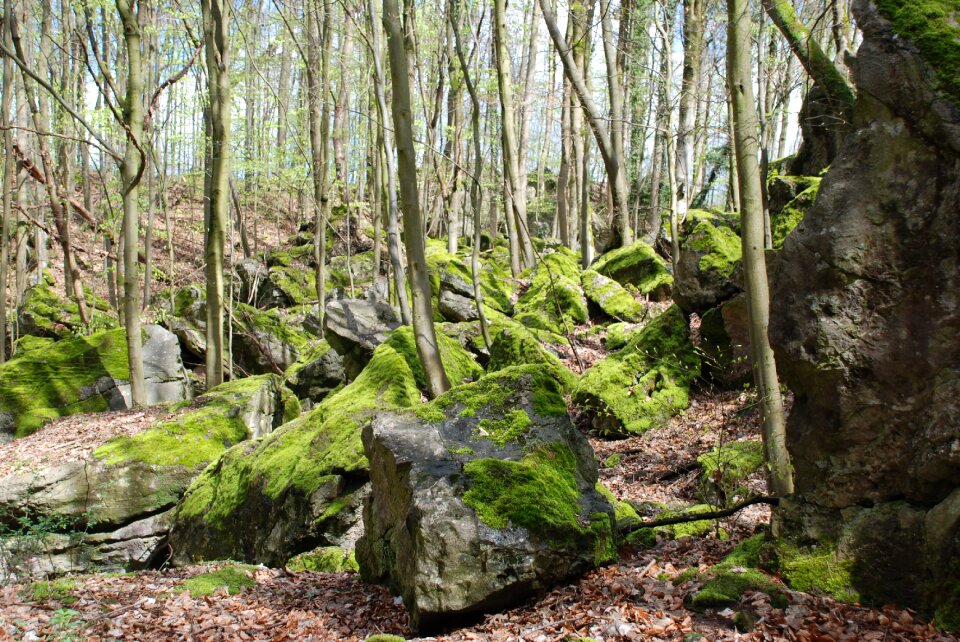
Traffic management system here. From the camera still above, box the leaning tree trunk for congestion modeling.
[382,0,450,398]
[116,0,147,405]
[727,0,793,497]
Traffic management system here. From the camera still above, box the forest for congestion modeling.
[0,0,957,639]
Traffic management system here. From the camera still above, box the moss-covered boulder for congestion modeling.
[514,247,589,335]
[0,375,294,575]
[572,306,700,437]
[673,218,743,315]
[286,546,358,573]
[233,304,311,375]
[699,296,752,388]
[486,321,577,393]
[581,270,647,323]
[357,366,615,631]
[770,179,821,250]
[590,241,672,300]
[169,326,481,567]
[425,240,515,315]
[323,295,402,380]
[688,535,788,609]
[16,278,116,339]
[697,439,764,505]
[0,325,191,439]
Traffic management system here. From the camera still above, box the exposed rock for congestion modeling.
[673,217,743,315]
[357,366,616,630]
[0,326,190,439]
[590,240,673,301]
[767,175,821,217]
[0,375,297,575]
[283,340,346,403]
[768,0,960,624]
[232,304,310,375]
[438,289,480,323]
[699,294,752,388]
[786,84,851,177]
[426,240,515,315]
[330,213,375,258]
[169,327,480,567]
[236,257,317,309]
[323,296,402,380]
[573,306,700,437]
[770,179,821,250]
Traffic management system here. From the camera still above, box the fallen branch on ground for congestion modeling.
[618,495,780,534]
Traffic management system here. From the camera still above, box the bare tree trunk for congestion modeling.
[383,0,450,397]
[117,0,147,405]
[333,14,354,204]
[202,0,231,387]
[0,0,12,363]
[369,0,412,323]
[674,0,704,230]
[728,0,793,497]
[600,0,631,248]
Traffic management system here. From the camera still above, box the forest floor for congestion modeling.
[1,387,955,642]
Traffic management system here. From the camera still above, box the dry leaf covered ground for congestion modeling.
[1,387,955,641]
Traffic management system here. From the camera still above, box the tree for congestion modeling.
[201,0,232,388]
[382,0,450,398]
[116,0,148,405]
[727,0,793,497]
[0,0,13,364]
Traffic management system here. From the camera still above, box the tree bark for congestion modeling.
[675,0,705,229]
[383,0,449,397]
[0,0,12,363]
[727,0,793,497]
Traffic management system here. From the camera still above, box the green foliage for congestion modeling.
[93,375,297,468]
[0,328,132,437]
[180,564,258,596]
[286,546,359,573]
[573,306,700,437]
[364,635,407,642]
[874,0,960,103]
[48,608,84,642]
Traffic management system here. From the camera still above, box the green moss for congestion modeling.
[686,221,742,278]
[697,440,764,502]
[874,0,960,104]
[177,338,423,528]
[463,444,613,556]
[590,241,673,295]
[514,247,589,335]
[269,265,317,306]
[286,546,359,573]
[771,180,820,249]
[415,365,569,425]
[234,303,311,352]
[12,335,55,356]
[581,270,647,322]
[364,635,407,642]
[626,504,721,548]
[23,578,80,604]
[424,239,515,314]
[603,323,644,351]
[266,244,314,268]
[283,340,333,385]
[692,569,786,609]
[384,325,482,390]
[573,306,700,437]
[18,281,116,338]
[603,453,623,469]
[0,328,133,437]
[94,375,292,468]
[475,410,532,447]
[772,540,859,603]
[595,483,640,524]
[486,321,577,393]
[180,564,257,596]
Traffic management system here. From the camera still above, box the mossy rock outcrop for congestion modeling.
[0,325,190,439]
[425,240,515,315]
[486,320,577,393]
[699,296,752,388]
[590,241,672,300]
[770,180,821,250]
[286,546,358,573]
[688,535,788,609]
[697,439,764,505]
[673,217,743,315]
[625,504,726,549]
[581,270,647,323]
[514,247,589,335]
[17,278,116,340]
[0,375,293,575]
[357,365,615,631]
[573,306,700,437]
[282,339,345,403]
[169,326,481,567]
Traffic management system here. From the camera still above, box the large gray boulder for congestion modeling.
[323,294,402,379]
[768,0,960,624]
[672,216,743,315]
[357,366,616,630]
[438,289,480,323]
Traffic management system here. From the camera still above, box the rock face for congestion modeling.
[769,0,960,624]
[357,366,615,630]
[323,294,402,379]
[283,340,346,403]
[0,375,296,576]
[0,326,191,439]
